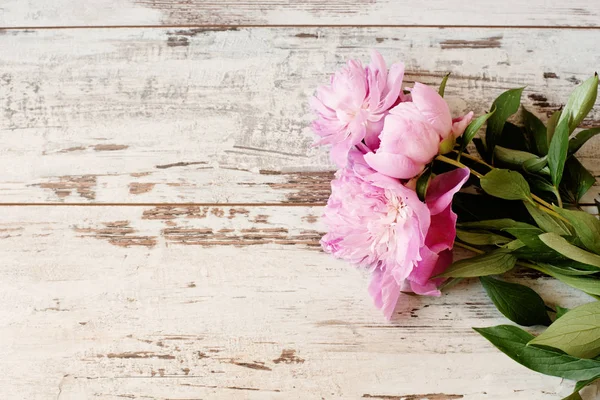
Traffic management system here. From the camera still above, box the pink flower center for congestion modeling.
[387,191,410,224]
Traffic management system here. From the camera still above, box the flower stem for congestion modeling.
[454,241,485,254]
[434,155,570,224]
[435,155,484,178]
[530,194,553,210]
[452,150,494,169]
[516,260,541,271]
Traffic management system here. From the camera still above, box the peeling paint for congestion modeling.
[93,144,129,151]
[37,175,97,200]
[74,221,157,248]
[440,36,502,50]
[104,352,175,360]
[262,171,333,204]
[129,182,156,195]
[273,349,304,364]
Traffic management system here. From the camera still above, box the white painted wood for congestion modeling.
[0,27,598,204]
[0,205,596,399]
[1,0,600,28]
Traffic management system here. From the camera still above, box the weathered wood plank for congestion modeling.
[0,27,599,205]
[0,205,595,399]
[1,0,600,28]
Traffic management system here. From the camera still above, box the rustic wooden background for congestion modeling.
[1,1,600,399]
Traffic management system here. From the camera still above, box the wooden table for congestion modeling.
[1,2,599,399]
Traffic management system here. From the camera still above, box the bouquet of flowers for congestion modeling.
[311,51,600,398]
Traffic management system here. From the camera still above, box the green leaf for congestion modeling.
[474,325,600,381]
[538,263,599,276]
[553,207,600,254]
[539,233,600,269]
[575,376,600,392]
[556,275,600,297]
[437,249,516,278]
[493,146,540,170]
[523,107,549,155]
[561,391,583,400]
[498,122,530,152]
[453,193,532,223]
[561,157,596,204]
[547,110,562,144]
[485,87,524,155]
[523,156,548,174]
[528,175,562,206]
[480,169,532,201]
[480,277,551,326]
[556,306,571,319]
[535,264,600,296]
[473,137,488,160]
[456,229,511,246]
[416,168,432,202]
[459,219,536,231]
[458,109,495,158]
[561,377,600,400]
[504,226,566,261]
[569,127,600,154]
[438,73,450,97]
[559,74,599,133]
[528,301,600,358]
[548,116,571,186]
[524,202,570,235]
[505,239,526,251]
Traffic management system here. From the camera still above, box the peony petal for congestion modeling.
[368,50,388,95]
[409,250,453,295]
[426,167,470,215]
[379,62,405,111]
[410,82,453,139]
[409,280,441,297]
[451,111,474,138]
[364,118,384,151]
[425,206,458,253]
[330,140,354,167]
[379,113,440,164]
[369,267,401,320]
[309,95,336,118]
[407,246,439,286]
[364,151,425,180]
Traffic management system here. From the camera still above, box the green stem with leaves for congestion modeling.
[435,154,569,224]
[454,241,485,254]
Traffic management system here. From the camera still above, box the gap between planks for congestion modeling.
[4,24,600,31]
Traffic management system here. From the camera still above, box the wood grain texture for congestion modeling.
[1,0,600,28]
[0,27,599,205]
[0,206,597,399]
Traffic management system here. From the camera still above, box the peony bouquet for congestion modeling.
[312,51,600,398]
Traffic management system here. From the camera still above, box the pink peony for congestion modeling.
[364,82,473,179]
[310,51,405,166]
[321,149,469,319]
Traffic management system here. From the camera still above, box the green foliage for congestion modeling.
[538,233,600,269]
[548,117,570,186]
[480,169,532,201]
[437,249,516,278]
[528,301,600,359]
[438,73,450,97]
[522,107,548,155]
[559,74,599,134]
[416,167,432,202]
[553,207,600,254]
[485,88,524,156]
[569,127,600,154]
[458,109,495,158]
[480,277,551,326]
[474,325,600,381]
